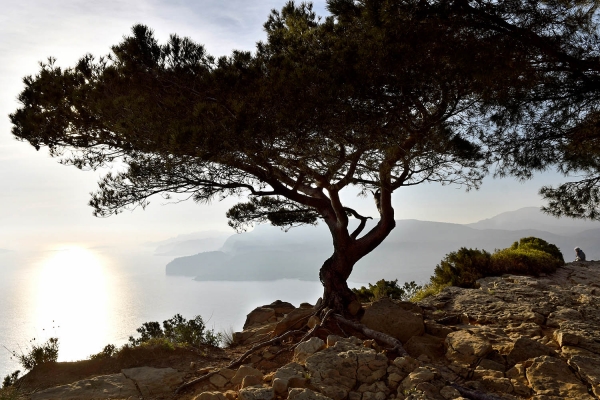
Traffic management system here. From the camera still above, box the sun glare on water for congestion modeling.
[34,246,113,362]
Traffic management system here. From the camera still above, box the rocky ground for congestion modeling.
[8,261,600,400]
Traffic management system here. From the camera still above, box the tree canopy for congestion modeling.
[10,0,600,312]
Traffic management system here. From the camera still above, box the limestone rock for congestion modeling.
[288,388,333,400]
[553,322,600,354]
[392,356,420,374]
[439,385,460,399]
[219,368,237,380]
[355,348,388,384]
[401,367,435,390]
[269,300,296,314]
[507,337,554,365]
[272,362,306,395]
[210,373,229,388]
[477,359,505,372]
[424,320,453,338]
[481,376,512,393]
[244,307,277,329]
[546,307,583,328]
[568,354,600,397]
[326,335,343,347]
[224,390,238,400]
[288,376,308,389]
[234,322,278,345]
[361,298,424,343]
[242,375,263,388]
[30,373,139,400]
[243,301,296,330]
[273,308,315,337]
[445,330,492,365]
[304,339,366,400]
[472,368,503,380]
[294,337,326,364]
[511,376,531,397]
[232,365,264,385]
[358,381,389,400]
[525,356,592,398]
[404,334,445,360]
[308,315,321,329]
[123,366,185,397]
[195,391,228,400]
[415,381,442,399]
[238,387,274,400]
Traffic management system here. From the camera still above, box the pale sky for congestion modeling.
[0,0,569,251]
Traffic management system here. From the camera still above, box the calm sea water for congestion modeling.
[0,247,361,379]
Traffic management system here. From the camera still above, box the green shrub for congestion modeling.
[410,282,451,302]
[428,237,564,290]
[430,247,492,288]
[508,237,565,264]
[491,248,563,275]
[352,279,422,302]
[128,314,221,348]
[89,344,116,360]
[2,371,19,389]
[8,338,58,371]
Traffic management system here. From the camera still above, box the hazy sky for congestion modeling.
[0,0,571,251]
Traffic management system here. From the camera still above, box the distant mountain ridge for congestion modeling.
[466,206,600,235]
[164,207,600,283]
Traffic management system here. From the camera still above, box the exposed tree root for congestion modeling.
[174,329,305,394]
[336,320,349,337]
[331,314,408,356]
[291,308,334,351]
[176,308,410,394]
[449,382,505,400]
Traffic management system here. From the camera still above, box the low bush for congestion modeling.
[511,237,564,263]
[128,314,221,348]
[420,237,565,299]
[88,313,221,364]
[2,371,19,389]
[6,338,59,371]
[410,282,451,302]
[491,248,563,275]
[352,279,422,302]
[89,344,116,360]
[430,248,492,288]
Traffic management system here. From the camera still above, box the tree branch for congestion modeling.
[343,207,373,239]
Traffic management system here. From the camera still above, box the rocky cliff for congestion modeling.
[23,261,600,400]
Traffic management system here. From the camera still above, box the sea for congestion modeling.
[0,246,364,379]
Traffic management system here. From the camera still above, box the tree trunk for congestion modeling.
[318,189,396,316]
[319,251,360,316]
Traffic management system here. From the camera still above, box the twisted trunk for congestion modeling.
[319,216,396,316]
[320,252,358,314]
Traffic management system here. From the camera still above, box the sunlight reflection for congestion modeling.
[34,246,111,361]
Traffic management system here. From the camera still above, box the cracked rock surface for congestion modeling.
[30,367,184,400]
